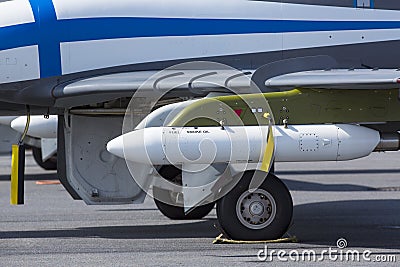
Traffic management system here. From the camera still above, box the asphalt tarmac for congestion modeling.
[0,151,399,266]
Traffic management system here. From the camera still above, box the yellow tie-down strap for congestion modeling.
[213,234,298,244]
[260,123,275,173]
[259,112,275,173]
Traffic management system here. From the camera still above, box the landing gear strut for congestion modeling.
[217,171,293,240]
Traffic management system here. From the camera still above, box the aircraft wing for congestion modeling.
[54,68,400,107]
[265,69,400,90]
[53,69,253,107]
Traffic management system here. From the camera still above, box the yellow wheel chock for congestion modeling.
[212,223,298,244]
[213,234,298,244]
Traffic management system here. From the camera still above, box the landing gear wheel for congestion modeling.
[32,147,57,171]
[216,171,293,240]
[153,187,215,220]
[153,165,215,220]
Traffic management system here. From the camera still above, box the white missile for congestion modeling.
[107,124,380,165]
[0,116,18,125]
[11,115,58,139]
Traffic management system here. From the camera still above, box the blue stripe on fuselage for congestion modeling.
[61,18,400,42]
[30,0,61,78]
[2,0,400,78]
[0,23,37,50]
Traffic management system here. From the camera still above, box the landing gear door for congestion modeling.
[58,114,145,204]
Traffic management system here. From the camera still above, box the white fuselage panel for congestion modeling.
[0,0,34,28]
[0,46,40,84]
[52,0,400,21]
[59,33,282,74]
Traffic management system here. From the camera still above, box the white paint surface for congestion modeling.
[53,0,400,21]
[0,46,40,83]
[60,33,281,74]
[0,0,34,28]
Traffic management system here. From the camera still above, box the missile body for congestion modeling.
[107,124,380,165]
[11,115,58,139]
[0,116,18,125]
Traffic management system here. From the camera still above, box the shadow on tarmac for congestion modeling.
[291,199,400,249]
[281,178,375,191]
[0,200,399,249]
[0,219,219,240]
[0,173,57,181]
[276,169,400,176]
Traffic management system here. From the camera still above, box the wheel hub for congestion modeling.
[236,189,277,230]
[249,201,264,216]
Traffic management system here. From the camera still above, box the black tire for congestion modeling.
[217,171,293,240]
[32,147,57,171]
[154,188,215,220]
[153,165,215,220]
